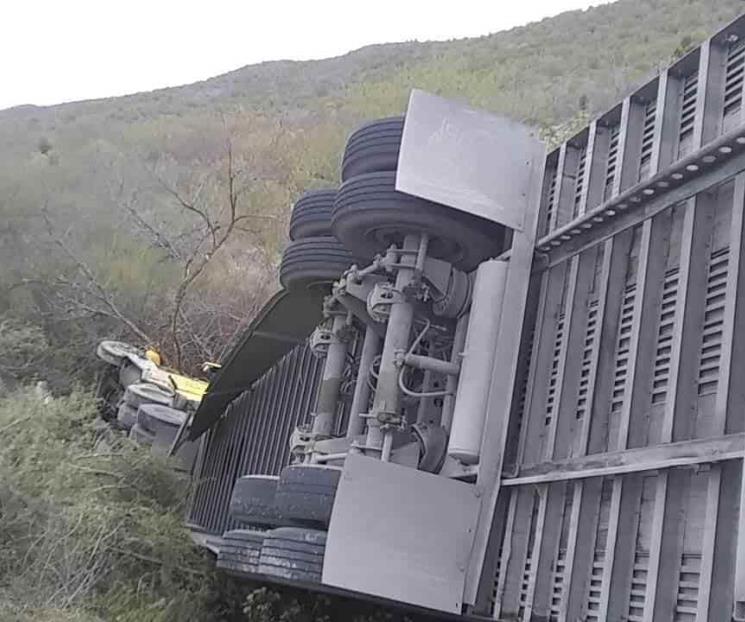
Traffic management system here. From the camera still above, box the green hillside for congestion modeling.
[1,0,743,379]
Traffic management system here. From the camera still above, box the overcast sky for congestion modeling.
[1,0,614,111]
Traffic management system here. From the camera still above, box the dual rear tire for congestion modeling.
[220,465,340,584]
[281,191,354,292]
[217,527,327,584]
[332,170,504,272]
[334,115,505,271]
[281,114,505,290]
[229,466,340,530]
[279,237,354,292]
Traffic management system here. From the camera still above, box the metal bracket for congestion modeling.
[309,326,337,357]
[358,409,405,429]
[412,423,449,473]
[340,272,388,303]
[289,425,314,458]
[367,282,406,322]
[419,256,472,318]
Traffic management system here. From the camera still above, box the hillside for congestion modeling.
[1,0,743,380]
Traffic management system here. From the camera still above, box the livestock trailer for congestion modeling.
[186,13,745,621]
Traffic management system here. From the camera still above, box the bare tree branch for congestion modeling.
[164,134,258,368]
[39,121,271,373]
[119,197,184,263]
[41,208,153,345]
[155,175,217,248]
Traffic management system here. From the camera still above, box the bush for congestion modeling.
[0,389,241,621]
[242,585,442,622]
[0,317,49,385]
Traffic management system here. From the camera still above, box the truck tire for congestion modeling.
[94,366,121,420]
[341,116,404,181]
[217,529,264,576]
[128,422,155,445]
[332,171,504,272]
[279,237,354,291]
[258,527,326,583]
[116,403,138,430]
[229,475,284,527]
[123,383,173,409]
[137,405,193,461]
[96,340,141,366]
[289,189,336,240]
[118,361,142,389]
[137,403,187,435]
[275,465,341,527]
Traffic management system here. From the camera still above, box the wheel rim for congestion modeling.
[99,340,141,359]
[355,221,467,265]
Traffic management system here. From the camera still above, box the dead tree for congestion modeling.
[42,130,277,372]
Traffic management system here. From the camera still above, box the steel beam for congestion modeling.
[366,234,419,455]
[537,127,745,266]
[464,139,545,610]
[644,194,713,622]
[558,233,630,621]
[698,173,745,619]
[346,326,380,438]
[502,433,745,485]
[522,248,596,619]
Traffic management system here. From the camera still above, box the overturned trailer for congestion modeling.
[186,13,745,621]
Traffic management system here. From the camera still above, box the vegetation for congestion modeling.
[0,389,244,621]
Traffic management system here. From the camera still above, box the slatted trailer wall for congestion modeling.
[187,344,324,535]
[487,16,745,622]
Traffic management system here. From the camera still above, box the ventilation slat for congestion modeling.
[639,99,657,180]
[722,39,745,132]
[573,145,588,218]
[544,317,566,427]
[652,269,680,404]
[697,251,729,395]
[604,124,621,201]
[575,304,599,421]
[610,286,637,413]
[678,70,698,160]
[545,166,559,235]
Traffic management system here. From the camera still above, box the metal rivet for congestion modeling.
[719,145,733,154]
[737,136,745,144]
[643,188,655,196]
[593,216,604,222]
[702,155,716,163]
[686,164,699,172]
[656,181,670,188]
[571,229,582,234]
[617,202,628,209]
[630,196,641,203]
[561,234,571,240]
[550,240,561,247]
[605,209,616,216]
[671,172,684,180]
[581,223,593,229]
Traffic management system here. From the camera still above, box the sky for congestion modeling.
[1,0,614,111]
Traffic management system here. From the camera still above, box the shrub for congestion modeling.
[0,316,49,384]
[0,389,241,621]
